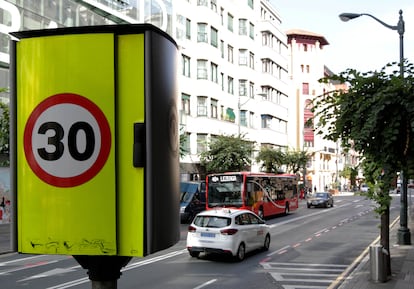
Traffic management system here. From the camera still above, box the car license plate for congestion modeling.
[200,232,215,238]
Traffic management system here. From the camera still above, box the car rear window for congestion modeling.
[194,216,231,228]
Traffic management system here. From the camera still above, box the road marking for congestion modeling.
[193,279,217,289]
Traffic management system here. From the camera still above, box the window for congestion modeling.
[197,0,208,6]
[227,13,234,32]
[239,19,247,35]
[211,62,218,83]
[249,112,254,128]
[239,80,247,96]
[197,133,208,154]
[220,40,224,58]
[210,0,217,12]
[211,26,218,47]
[211,99,218,118]
[183,132,190,153]
[240,110,247,127]
[197,23,208,42]
[249,52,254,69]
[303,44,308,52]
[181,93,191,115]
[302,83,309,95]
[249,82,254,98]
[197,96,208,116]
[261,115,272,129]
[248,0,254,9]
[186,18,191,40]
[249,22,254,39]
[306,65,310,73]
[227,76,234,94]
[227,45,233,63]
[239,49,248,65]
[197,59,208,79]
[221,72,224,91]
[182,55,190,77]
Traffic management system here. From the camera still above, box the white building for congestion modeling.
[176,0,290,180]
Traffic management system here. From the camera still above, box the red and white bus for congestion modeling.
[206,172,299,219]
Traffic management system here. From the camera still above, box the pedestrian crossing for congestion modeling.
[260,262,348,289]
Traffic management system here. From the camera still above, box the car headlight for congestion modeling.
[180,207,186,213]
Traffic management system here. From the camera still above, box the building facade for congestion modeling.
[0,0,350,188]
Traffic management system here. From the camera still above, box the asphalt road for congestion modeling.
[0,194,401,289]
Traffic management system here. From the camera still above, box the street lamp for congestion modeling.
[339,10,410,245]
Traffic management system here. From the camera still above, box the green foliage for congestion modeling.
[255,147,284,173]
[0,89,9,166]
[284,149,310,174]
[199,134,254,173]
[179,126,188,158]
[310,61,414,215]
[340,165,359,186]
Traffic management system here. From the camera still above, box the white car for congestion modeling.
[186,208,271,261]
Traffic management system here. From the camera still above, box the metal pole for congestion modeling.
[396,10,411,245]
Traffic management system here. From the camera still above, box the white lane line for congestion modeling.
[193,279,217,289]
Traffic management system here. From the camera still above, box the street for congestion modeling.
[0,194,401,289]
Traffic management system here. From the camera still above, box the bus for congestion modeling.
[206,172,299,219]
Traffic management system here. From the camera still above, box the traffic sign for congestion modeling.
[23,93,111,187]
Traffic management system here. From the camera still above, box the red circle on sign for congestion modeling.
[24,93,111,187]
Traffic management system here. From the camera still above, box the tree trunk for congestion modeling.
[380,205,391,276]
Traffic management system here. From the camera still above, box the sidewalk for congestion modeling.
[336,207,414,289]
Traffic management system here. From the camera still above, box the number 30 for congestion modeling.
[37,121,95,161]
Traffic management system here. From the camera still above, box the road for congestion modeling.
[0,194,401,289]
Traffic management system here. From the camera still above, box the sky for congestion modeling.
[269,0,414,74]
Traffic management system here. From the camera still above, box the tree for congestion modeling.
[310,61,414,277]
[199,134,255,173]
[284,149,310,174]
[0,89,9,166]
[255,147,284,173]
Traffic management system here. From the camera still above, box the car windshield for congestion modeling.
[207,182,243,208]
[194,216,231,228]
[315,193,328,198]
[180,191,193,203]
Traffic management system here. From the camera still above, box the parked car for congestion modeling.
[307,192,334,208]
[180,181,206,223]
[186,208,271,261]
[360,183,369,192]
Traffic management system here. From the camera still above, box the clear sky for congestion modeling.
[269,0,414,74]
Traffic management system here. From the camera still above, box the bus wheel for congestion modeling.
[284,203,289,215]
[258,208,264,219]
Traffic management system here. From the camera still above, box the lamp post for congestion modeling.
[339,10,410,245]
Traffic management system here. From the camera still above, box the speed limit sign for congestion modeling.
[23,93,112,187]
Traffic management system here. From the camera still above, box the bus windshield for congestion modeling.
[207,177,243,208]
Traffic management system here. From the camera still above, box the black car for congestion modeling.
[307,192,334,208]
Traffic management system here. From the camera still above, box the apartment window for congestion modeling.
[249,22,254,39]
[211,99,218,118]
[210,0,217,12]
[227,13,234,32]
[227,45,233,63]
[239,19,247,35]
[301,64,304,73]
[303,44,308,52]
[249,52,254,69]
[197,96,208,116]
[182,54,190,77]
[220,8,224,25]
[249,82,254,98]
[240,110,247,127]
[220,40,224,58]
[186,18,191,39]
[197,133,208,154]
[227,76,234,94]
[197,23,208,42]
[302,83,309,95]
[306,65,310,73]
[210,26,218,47]
[211,62,218,83]
[197,0,208,7]
[261,115,272,129]
[181,93,191,115]
[197,59,208,79]
[239,80,247,96]
[248,0,253,9]
[183,132,190,154]
[239,49,248,65]
[249,112,254,128]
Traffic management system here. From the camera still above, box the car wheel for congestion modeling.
[235,243,246,261]
[263,234,271,251]
[189,250,200,258]
[307,204,311,208]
